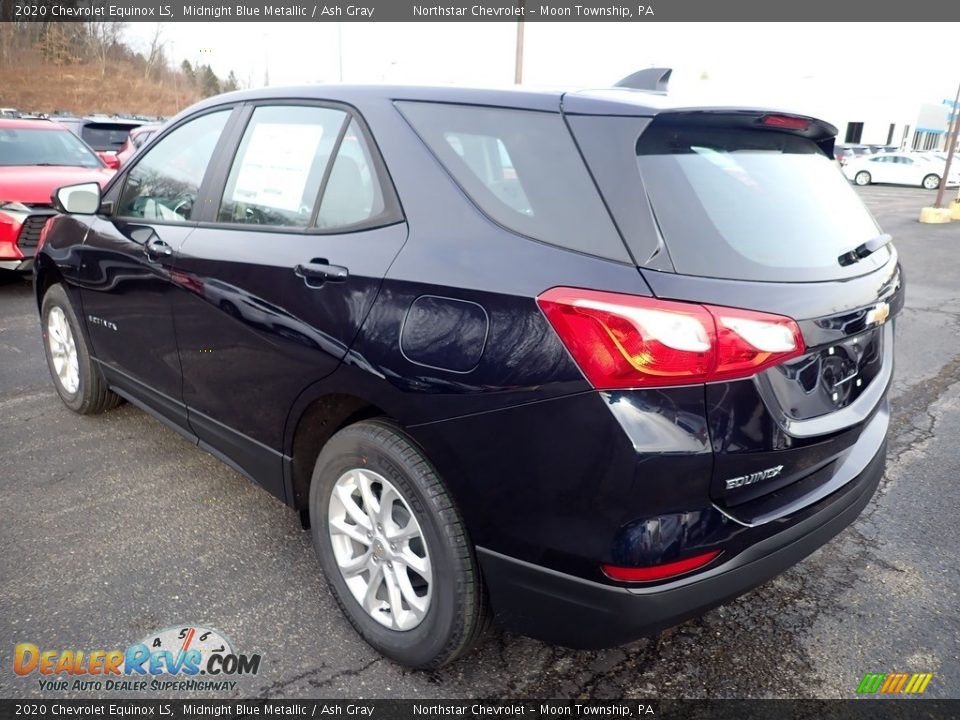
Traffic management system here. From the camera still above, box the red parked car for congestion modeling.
[0,119,114,273]
[116,124,161,167]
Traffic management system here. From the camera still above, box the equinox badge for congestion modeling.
[726,465,784,490]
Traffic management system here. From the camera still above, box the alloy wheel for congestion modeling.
[327,468,432,631]
[47,306,79,394]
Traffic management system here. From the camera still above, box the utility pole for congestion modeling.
[337,22,344,82]
[934,78,960,209]
[514,20,524,84]
[171,40,179,111]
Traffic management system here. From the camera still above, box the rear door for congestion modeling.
[866,155,895,183]
[894,155,926,185]
[568,110,903,522]
[170,102,406,500]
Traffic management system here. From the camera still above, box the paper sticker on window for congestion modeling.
[232,123,324,213]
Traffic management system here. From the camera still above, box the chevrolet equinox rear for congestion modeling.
[35,74,902,668]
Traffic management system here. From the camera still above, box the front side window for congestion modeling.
[220,106,347,228]
[117,110,231,222]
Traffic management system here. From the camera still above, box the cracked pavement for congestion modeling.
[1,186,958,699]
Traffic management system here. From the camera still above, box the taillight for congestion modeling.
[602,550,721,582]
[537,287,804,389]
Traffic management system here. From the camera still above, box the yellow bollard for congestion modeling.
[951,202,960,221]
[919,206,953,224]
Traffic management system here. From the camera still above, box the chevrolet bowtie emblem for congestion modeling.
[866,301,890,326]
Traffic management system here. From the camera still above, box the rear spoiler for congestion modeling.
[648,109,838,160]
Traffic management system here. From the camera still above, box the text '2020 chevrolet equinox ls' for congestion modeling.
[35,69,902,668]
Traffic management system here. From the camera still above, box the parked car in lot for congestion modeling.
[834,143,885,166]
[843,151,960,189]
[833,145,856,166]
[116,123,161,167]
[36,78,902,668]
[53,116,142,168]
[0,118,114,273]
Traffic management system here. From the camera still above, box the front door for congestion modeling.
[78,109,235,429]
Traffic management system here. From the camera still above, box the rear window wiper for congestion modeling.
[838,233,892,266]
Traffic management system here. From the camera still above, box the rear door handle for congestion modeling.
[294,260,349,286]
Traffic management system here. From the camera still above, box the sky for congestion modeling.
[124,22,960,116]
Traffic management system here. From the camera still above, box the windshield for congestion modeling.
[637,124,891,282]
[0,126,102,168]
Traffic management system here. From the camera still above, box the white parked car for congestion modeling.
[843,152,960,189]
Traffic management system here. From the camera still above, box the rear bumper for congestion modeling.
[477,437,885,649]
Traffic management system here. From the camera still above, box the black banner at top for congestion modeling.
[2,0,960,22]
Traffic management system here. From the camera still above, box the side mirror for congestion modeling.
[52,182,102,215]
[97,151,120,170]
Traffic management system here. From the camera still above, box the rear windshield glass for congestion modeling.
[81,124,137,151]
[637,124,890,282]
[398,101,629,263]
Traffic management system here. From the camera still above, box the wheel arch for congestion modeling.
[33,253,64,312]
[287,392,391,511]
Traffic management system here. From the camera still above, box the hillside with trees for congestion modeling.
[0,20,239,118]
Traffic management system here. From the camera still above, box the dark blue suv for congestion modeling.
[35,77,902,668]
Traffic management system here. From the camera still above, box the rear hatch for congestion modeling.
[79,122,140,152]
[567,103,903,522]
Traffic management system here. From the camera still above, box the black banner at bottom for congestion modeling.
[1,699,959,720]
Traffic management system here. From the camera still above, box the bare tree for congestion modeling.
[39,22,79,79]
[87,20,127,77]
[144,23,165,81]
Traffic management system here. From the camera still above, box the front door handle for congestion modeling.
[145,237,173,259]
[294,259,349,287]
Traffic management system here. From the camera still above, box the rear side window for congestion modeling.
[398,102,629,263]
[636,124,890,282]
[317,119,388,229]
[219,106,347,228]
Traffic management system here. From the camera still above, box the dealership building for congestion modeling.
[816,96,960,150]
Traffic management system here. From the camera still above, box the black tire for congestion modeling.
[309,418,488,668]
[922,173,941,190]
[41,284,121,414]
[854,171,871,186]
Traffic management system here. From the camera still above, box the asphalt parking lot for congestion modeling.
[1,185,958,700]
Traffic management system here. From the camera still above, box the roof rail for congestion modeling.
[614,67,672,93]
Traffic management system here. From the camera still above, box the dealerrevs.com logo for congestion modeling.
[14,626,261,693]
